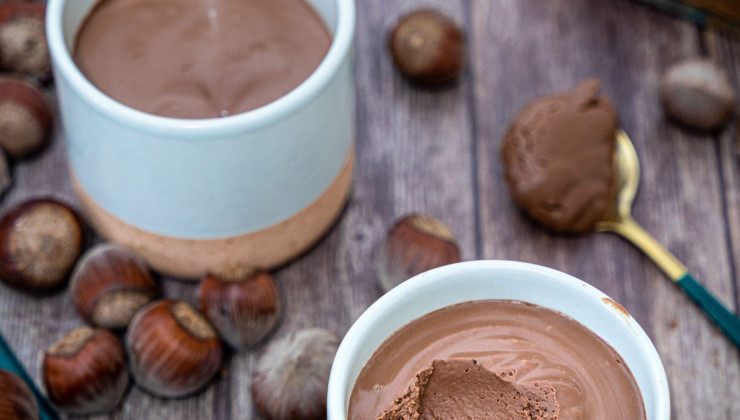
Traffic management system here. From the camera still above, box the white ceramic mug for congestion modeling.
[328,260,670,420]
[46,0,356,278]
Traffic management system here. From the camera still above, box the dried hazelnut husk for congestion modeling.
[0,198,85,293]
[197,264,280,352]
[660,59,736,131]
[0,77,52,158]
[70,243,159,330]
[41,327,128,415]
[0,369,39,420]
[378,214,461,292]
[389,9,465,84]
[252,328,339,420]
[126,300,223,398]
[0,2,50,81]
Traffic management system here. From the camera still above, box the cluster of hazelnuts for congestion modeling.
[0,206,462,419]
[0,209,463,420]
[0,1,55,188]
[0,198,340,420]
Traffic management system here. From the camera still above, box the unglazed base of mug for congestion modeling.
[73,150,354,279]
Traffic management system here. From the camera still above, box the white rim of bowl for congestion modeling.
[328,260,670,420]
[46,0,356,137]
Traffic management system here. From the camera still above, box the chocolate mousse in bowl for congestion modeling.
[328,261,670,419]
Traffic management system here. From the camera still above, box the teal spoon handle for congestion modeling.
[0,332,60,420]
[607,218,740,348]
[676,273,740,349]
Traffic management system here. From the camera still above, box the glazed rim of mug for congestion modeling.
[46,0,356,137]
[328,260,670,420]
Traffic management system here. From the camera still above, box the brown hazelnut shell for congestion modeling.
[0,369,39,420]
[126,299,223,398]
[0,76,52,158]
[0,198,86,293]
[71,243,159,330]
[252,328,339,420]
[389,10,465,84]
[197,265,281,352]
[0,2,50,81]
[41,327,128,415]
[660,59,736,131]
[378,214,461,292]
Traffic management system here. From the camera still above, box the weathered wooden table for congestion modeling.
[1,0,739,418]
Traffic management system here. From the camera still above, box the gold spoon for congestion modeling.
[596,130,740,348]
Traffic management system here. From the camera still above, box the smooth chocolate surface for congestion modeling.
[501,79,618,233]
[74,0,331,119]
[348,300,645,420]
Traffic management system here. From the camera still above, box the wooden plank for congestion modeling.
[469,0,739,418]
[706,28,740,318]
[704,26,740,418]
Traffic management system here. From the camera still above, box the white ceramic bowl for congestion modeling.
[46,0,356,277]
[328,260,670,420]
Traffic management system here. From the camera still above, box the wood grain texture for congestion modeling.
[706,28,740,318]
[0,0,738,418]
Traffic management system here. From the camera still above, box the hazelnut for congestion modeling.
[70,243,159,330]
[41,327,128,415]
[0,198,85,293]
[0,369,38,420]
[252,328,339,420]
[0,2,50,81]
[197,264,281,352]
[378,214,461,292]
[389,9,465,84]
[660,59,736,131]
[0,77,52,158]
[126,300,223,398]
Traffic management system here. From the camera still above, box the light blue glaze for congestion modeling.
[48,0,356,239]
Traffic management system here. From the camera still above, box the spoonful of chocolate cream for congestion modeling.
[501,80,740,348]
[501,79,618,233]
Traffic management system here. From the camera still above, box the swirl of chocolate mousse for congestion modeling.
[501,79,618,233]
